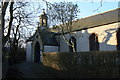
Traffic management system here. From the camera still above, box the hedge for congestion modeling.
[42,51,120,78]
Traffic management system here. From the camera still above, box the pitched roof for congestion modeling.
[26,30,59,46]
[71,8,120,31]
[38,31,59,46]
[54,8,120,32]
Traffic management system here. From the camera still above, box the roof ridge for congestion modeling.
[74,8,120,22]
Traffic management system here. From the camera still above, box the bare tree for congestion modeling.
[43,1,80,52]
[42,0,111,52]
[2,1,42,64]
[2,0,14,47]
[2,1,41,47]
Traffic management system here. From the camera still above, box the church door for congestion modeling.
[89,33,99,51]
[34,42,40,62]
[117,28,120,50]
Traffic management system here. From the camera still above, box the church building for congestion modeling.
[26,8,120,62]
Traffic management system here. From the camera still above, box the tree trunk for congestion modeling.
[1,2,9,47]
[4,2,14,46]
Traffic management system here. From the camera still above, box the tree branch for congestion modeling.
[5,1,14,40]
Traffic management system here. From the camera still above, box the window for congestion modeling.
[69,36,76,52]
[116,28,120,50]
[89,33,99,51]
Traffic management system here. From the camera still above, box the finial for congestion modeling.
[42,9,45,13]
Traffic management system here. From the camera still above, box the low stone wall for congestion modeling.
[42,51,120,78]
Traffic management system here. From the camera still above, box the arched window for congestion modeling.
[69,36,76,52]
[89,33,99,51]
[116,28,120,50]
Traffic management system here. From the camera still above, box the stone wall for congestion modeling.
[42,51,120,78]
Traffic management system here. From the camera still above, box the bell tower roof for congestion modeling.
[40,9,47,18]
[39,9,48,27]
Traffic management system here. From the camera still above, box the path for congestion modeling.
[4,61,60,79]
[16,62,58,78]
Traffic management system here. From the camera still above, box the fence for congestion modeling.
[42,51,120,78]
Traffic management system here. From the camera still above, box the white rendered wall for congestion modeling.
[59,31,90,52]
[59,22,119,52]
[76,31,90,52]
[26,42,32,62]
[60,35,70,52]
[88,22,118,51]
[44,45,58,52]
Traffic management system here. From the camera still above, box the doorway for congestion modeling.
[34,42,40,62]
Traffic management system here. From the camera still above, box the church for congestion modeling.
[26,8,120,62]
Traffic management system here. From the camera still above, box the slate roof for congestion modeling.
[26,8,120,44]
[38,31,59,46]
[55,8,120,32]
[26,30,59,46]
[72,8,120,31]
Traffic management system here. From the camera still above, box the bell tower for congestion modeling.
[39,9,48,27]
